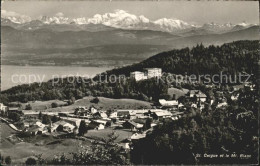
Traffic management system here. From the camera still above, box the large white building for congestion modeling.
[144,68,162,78]
[130,68,162,81]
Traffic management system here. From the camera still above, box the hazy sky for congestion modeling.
[2,1,259,24]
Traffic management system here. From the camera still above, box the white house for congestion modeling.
[195,93,207,102]
[35,121,46,128]
[130,71,147,81]
[90,106,98,114]
[63,123,75,133]
[52,120,76,133]
[0,103,8,114]
[178,103,184,108]
[191,103,197,108]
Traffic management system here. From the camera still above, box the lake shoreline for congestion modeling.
[1,65,112,91]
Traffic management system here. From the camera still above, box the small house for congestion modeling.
[178,103,184,108]
[25,125,48,135]
[94,119,110,127]
[117,110,130,119]
[153,111,172,121]
[195,93,207,102]
[122,120,144,131]
[0,103,8,114]
[92,111,108,119]
[88,121,105,130]
[130,71,147,81]
[90,106,98,114]
[52,120,75,133]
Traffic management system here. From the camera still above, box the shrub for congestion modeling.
[25,104,32,110]
[25,157,37,165]
[5,156,11,165]
[51,102,59,108]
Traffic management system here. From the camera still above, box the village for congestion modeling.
[0,76,252,144]
[0,66,257,165]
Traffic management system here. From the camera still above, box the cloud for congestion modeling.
[55,12,64,17]
[2,10,26,18]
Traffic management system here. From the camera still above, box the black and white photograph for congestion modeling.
[0,0,259,165]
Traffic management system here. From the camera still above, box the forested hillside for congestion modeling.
[101,40,259,77]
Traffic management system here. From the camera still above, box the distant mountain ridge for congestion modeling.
[1,25,258,67]
[1,9,259,67]
[2,25,258,49]
[1,9,258,35]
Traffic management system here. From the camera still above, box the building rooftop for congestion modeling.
[195,93,207,98]
[53,120,68,126]
[154,111,172,117]
[130,71,144,74]
[131,133,146,140]
[159,99,178,106]
[8,107,20,111]
[189,90,201,94]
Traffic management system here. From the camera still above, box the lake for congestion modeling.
[1,65,111,90]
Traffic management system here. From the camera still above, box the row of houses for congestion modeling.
[158,90,208,111]
[23,117,110,136]
[111,109,183,128]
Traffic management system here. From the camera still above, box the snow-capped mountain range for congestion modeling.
[1,10,31,23]
[1,9,257,34]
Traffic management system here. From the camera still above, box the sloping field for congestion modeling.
[44,96,152,113]
[0,121,17,148]
[0,133,91,164]
[85,128,133,143]
[167,88,189,99]
[20,100,67,111]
